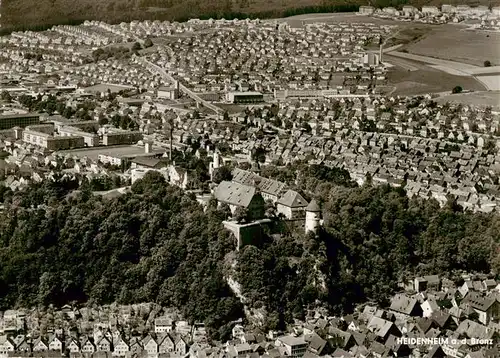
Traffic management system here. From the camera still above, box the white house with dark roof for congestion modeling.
[0,336,15,356]
[154,317,173,333]
[214,181,265,221]
[276,190,308,220]
[461,292,499,325]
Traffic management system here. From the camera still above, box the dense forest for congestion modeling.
[0,166,499,339]
[0,172,242,340]
[2,0,497,35]
[235,183,500,330]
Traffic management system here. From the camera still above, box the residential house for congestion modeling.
[32,338,49,352]
[66,339,80,353]
[421,298,440,318]
[157,335,174,354]
[154,318,173,334]
[142,336,158,357]
[173,336,187,356]
[227,343,252,357]
[48,337,63,352]
[366,317,402,344]
[462,292,499,325]
[414,275,440,292]
[389,294,423,317]
[112,337,129,356]
[97,336,112,352]
[81,338,96,355]
[0,336,15,356]
[167,165,189,190]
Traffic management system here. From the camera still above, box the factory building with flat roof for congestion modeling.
[0,113,40,130]
[226,92,264,104]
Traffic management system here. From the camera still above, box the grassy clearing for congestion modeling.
[405,25,500,67]
[387,65,487,96]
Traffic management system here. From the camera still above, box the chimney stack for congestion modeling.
[145,141,152,154]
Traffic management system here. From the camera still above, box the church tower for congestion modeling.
[209,149,221,180]
[305,199,321,234]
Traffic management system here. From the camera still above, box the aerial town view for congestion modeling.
[0,1,500,358]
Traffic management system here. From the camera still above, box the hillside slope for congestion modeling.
[2,0,500,32]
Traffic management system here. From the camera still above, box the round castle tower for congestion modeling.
[305,199,321,234]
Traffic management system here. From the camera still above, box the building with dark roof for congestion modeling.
[231,168,287,202]
[276,190,308,220]
[461,292,499,325]
[214,181,265,221]
[390,294,423,317]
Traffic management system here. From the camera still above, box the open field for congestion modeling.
[435,91,500,108]
[387,51,480,71]
[405,25,500,67]
[475,75,500,91]
[386,60,487,96]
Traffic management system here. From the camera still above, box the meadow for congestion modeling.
[405,25,500,67]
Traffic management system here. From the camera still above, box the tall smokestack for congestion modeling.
[379,44,383,63]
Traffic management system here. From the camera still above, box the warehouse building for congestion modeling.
[0,113,40,130]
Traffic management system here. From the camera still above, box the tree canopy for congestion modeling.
[0,171,499,337]
[0,172,241,340]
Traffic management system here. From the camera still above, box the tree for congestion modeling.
[452,86,463,94]
[265,200,276,218]
[218,203,232,220]
[212,166,233,184]
[0,91,12,102]
[233,207,248,223]
[484,140,497,154]
[132,42,142,51]
[251,146,267,163]
[144,38,153,48]
[484,60,492,67]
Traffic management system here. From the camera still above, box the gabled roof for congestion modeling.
[431,311,451,328]
[456,319,492,340]
[142,335,157,346]
[276,190,308,208]
[462,292,496,312]
[367,316,395,338]
[231,168,286,197]
[416,318,433,334]
[214,181,259,208]
[390,294,419,315]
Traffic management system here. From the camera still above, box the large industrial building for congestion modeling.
[23,124,85,151]
[102,131,143,146]
[0,113,40,130]
[226,91,264,104]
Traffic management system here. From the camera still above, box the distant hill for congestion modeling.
[1,0,500,33]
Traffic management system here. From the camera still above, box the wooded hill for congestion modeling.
[2,0,499,33]
[0,166,498,338]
